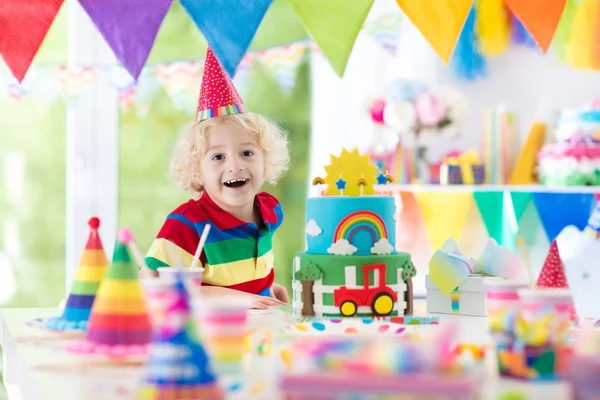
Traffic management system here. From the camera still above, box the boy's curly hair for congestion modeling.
[169,113,290,199]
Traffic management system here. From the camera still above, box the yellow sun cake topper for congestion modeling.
[323,148,378,196]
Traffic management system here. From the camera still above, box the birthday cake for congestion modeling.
[292,149,416,317]
[538,109,600,186]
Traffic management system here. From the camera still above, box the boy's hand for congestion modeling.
[270,283,289,304]
[251,294,286,309]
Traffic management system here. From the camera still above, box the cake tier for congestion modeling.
[305,196,397,256]
[538,151,600,186]
[291,252,415,317]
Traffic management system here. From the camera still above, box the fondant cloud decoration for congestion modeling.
[306,219,323,237]
[327,239,358,255]
[370,238,394,255]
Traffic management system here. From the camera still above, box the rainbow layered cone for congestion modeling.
[47,217,108,331]
[139,276,222,399]
[69,238,152,358]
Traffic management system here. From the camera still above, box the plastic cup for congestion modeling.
[140,278,173,328]
[513,288,575,380]
[157,267,204,294]
[194,296,252,376]
[485,279,530,378]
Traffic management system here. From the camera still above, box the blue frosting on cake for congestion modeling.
[305,196,397,256]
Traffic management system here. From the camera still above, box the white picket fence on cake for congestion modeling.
[292,256,407,317]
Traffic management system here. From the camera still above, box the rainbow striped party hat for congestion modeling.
[195,47,247,121]
[47,217,108,332]
[69,235,152,358]
[139,275,223,399]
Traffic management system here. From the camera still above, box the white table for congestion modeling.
[0,306,571,400]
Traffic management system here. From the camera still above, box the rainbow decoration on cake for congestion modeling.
[139,275,222,399]
[333,211,388,245]
[69,235,152,358]
[47,217,108,332]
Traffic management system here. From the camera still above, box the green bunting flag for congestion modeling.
[287,0,374,76]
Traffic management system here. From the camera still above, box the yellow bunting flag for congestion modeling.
[287,0,374,76]
[414,192,473,251]
[566,0,598,69]
[395,0,473,65]
[505,0,567,54]
[476,0,510,56]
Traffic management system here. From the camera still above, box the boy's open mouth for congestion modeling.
[223,178,249,188]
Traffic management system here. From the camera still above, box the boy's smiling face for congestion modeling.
[199,121,265,215]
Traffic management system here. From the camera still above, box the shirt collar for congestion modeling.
[198,191,279,231]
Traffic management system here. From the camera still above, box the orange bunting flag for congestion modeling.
[395,0,473,65]
[505,0,567,53]
[0,0,65,83]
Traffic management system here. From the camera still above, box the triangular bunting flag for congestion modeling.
[181,0,272,78]
[0,0,64,83]
[253,42,308,94]
[363,14,403,54]
[415,192,473,251]
[50,66,96,100]
[153,61,203,111]
[474,191,505,244]
[510,192,531,222]
[288,0,374,76]
[78,0,172,80]
[395,0,472,65]
[532,193,596,242]
[504,0,567,53]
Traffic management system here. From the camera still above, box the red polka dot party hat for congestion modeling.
[536,240,569,288]
[195,47,247,122]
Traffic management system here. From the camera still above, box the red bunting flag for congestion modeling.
[0,0,64,83]
[504,0,567,53]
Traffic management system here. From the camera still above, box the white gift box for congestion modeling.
[425,274,504,317]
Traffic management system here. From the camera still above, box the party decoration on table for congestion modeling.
[180,0,272,78]
[451,6,487,81]
[509,122,547,184]
[395,0,472,65]
[139,276,223,399]
[427,237,526,316]
[560,202,600,319]
[195,47,247,122]
[0,0,64,83]
[440,149,485,185]
[537,240,569,289]
[532,192,596,242]
[323,148,378,197]
[481,106,519,184]
[414,192,473,251]
[69,235,152,358]
[79,0,172,80]
[287,0,374,76]
[476,0,510,56]
[504,0,567,53]
[46,217,108,332]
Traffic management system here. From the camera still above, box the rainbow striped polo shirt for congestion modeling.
[145,191,283,294]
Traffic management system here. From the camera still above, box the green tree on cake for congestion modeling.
[294,261,322,316]
[401,260,417,315]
